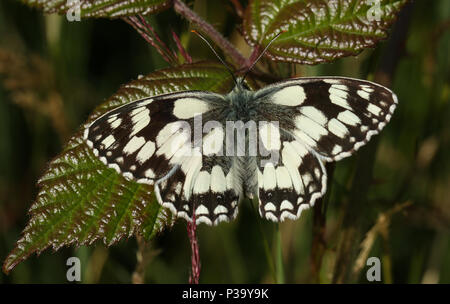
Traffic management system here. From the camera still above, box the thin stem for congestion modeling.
[274,224,285,284]
[173,0,248,68]
[123,16,178,65]
[172,30,192,64]
[309,163,334,283]
[132,235,155,284]
[250,199,277,282]
[229,0,244,19]
[187,216,201,284]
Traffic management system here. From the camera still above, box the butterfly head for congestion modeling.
[234,77,251,91]
[191,29,285,91]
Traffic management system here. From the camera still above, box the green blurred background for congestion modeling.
[0,0,449,283]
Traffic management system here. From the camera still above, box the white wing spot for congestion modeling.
[214,205,228,215]
[173,98,210,119]
[195,204,209,215]
[290,140,309,158]
[281,142,304,194]
[328,118,349,138]
[144,168,155,178]
[109,118,122,129]
[101,135,115,148]
[272,86,306,106]
[264,202,276,212]
[276,166,292,189]
[266,213,278,222]
[329,85,352,110]
[302,173,313,187]
[332,145,342,155]
[367,103,382,116]
[280,200,294,211]
[157,129,191,159]
[174,182,183,195]
[136,141,156,164]
[263,163,277,190]
[314,168,321,178]
[295,115,328,141]
[300,106,328,126]
[337,110,361,126]
[193,170,211,194]
[357,89,371,100]
[210,165,226,193]
[123,136,145,155]
[360,85,374,93]
[130,108,150,137]
[156,121,188,147]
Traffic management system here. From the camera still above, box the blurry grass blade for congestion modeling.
[21,0,172,18]
[2,61,234,274]
[243,0,409,64]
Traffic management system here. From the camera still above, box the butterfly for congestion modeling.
[84,74,397,225]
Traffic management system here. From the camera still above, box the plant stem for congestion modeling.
[187,217,201,284]
[274,224,285,283]
[132,235,154,284]
[309,163,334,283]
[173,0,248,68]
[250,199,277,282]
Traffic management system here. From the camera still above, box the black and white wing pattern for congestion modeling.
[253,77,397,221]
[84,92,241,225]
[255,134,327,222]
[85,76,397,225]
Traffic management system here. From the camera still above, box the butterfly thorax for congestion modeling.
[225,81,257,122]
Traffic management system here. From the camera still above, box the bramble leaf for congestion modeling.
[243,0,408,64]
[21,0,171,18]
[3,61,234,274]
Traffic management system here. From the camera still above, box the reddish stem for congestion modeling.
[229,0,244,19]
[123,16,178,65]
[172,30,193,64]
[173,0,248,68]
[187,216,201,284]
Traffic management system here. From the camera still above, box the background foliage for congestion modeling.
[0,0,449,283]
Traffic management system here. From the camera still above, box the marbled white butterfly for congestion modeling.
[84,74,397,225]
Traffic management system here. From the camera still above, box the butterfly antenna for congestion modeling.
[241,30,286,83]
[191,30,238,85]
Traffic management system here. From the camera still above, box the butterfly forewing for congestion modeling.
[252,77,397,222]
[258,77,398,162]
[84,91,241,225]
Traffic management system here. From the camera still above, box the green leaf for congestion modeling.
[22,0,172,18]
[243,0,408,64]
[3,61,234,274]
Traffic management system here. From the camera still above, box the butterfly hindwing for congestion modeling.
[255,123,327,222]
[157,154,241,225]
